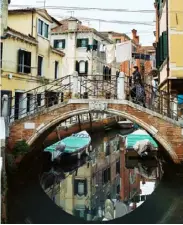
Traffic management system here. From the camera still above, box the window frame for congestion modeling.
[53,39,66,49]
[37,18,49,39]
[77,38,89,48]
[17,49,31,74]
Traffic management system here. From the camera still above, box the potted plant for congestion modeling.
[12,140,30,163]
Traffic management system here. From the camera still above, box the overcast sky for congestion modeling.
[10,0,156,46]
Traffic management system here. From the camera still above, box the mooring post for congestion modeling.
[89,112,93,131]
[78,115,82,131]
[117,72,125,100]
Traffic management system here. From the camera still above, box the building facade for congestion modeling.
[1,8,65,119]
[155,0,183,110]
[51,17,118,78]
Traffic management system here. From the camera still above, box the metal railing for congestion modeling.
[5,74,183,123]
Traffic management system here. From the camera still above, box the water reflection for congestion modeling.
[40,129,163,222]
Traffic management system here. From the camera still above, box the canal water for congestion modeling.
[7,125,183,224]
[40,127,164,222]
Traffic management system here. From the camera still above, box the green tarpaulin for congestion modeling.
[125,129,158,149]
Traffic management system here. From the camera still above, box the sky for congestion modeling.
[9,0,156,46]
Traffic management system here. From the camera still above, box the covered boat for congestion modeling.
[124,129,158,158]
[44,131,91,161]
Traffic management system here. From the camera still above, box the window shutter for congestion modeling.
[85,39,89,47]
[162,31,168,59]
[74,179,78,195]
[77,39,81,47]
[84,179,87,196]
[103,66,106,75]
[17,49,23,72]
[75,61,79,73]
[62,40,66,49]
[156,42,160,69]
[85,61,88,74]
[159,36,163,64]
[25,51,31,74]
[54,40,58,48]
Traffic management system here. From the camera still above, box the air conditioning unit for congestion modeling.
[8,73,13,79]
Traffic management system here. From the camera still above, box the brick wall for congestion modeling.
[8,101,183,163]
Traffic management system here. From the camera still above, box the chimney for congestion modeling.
[132,29,139,44]
[132,29,137,39]
[68,17,79,31]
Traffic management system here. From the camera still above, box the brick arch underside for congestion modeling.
[26,104,180,164]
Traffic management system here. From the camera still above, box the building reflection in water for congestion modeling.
[41,130,163,222]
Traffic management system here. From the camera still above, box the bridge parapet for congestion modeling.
[7,99,183,164]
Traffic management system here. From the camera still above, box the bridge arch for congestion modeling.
[25,104,179,164]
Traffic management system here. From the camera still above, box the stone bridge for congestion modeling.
[8,99,183,164]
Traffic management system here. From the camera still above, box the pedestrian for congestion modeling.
[132,66,142,85]
[130,66,146,107]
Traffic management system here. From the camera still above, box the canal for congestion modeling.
[7,125,183,224]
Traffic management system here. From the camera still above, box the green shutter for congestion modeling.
[156,42,160,69]
[76,39,81,47]
[162,31,168,59]
[54,40,58,48]
[159,36,164,64]
[62,40,66,49]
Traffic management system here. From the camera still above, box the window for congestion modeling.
[54,61,59,79]
[75,60,88,75]
[38,56,43,76]
[0,42,3,68]
[93,39,98,51]
[38,19,49,38]
[79,61,85,74]
[116,39,121,43]
[77,38,89,48]
[103,167,111,184]
[37,94,42,106]
[17,49,31,74]
[53,39,66,49]
[74,179,87,196]
[103,66,111,81]
[38,19,43,35]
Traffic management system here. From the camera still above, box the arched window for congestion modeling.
[79,61,85,74]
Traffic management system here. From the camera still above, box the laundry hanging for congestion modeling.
[116,40,132,63]
[105,44,115,64]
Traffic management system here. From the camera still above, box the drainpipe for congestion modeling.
[31,10,34,36]
[166,0,170,116]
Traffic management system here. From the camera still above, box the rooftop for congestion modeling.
[6,26,38,44]
[8,8,61,25]
[51,17,113,44]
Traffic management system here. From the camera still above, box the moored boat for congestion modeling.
[44,130,91,161]
[118,120,134,129]
[124,129,158,159]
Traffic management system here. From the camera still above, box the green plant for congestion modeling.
[12,140,30,157]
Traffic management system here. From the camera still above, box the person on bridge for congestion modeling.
[130,66,146,107]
